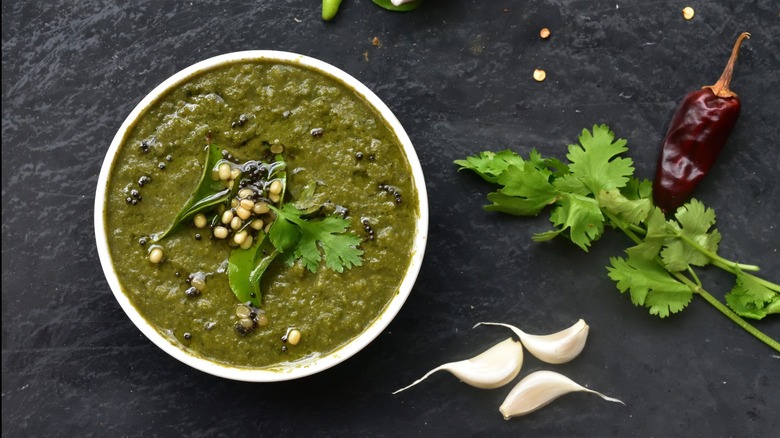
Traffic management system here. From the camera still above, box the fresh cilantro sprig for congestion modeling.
[269,204,364,274]
[455,124,780,352]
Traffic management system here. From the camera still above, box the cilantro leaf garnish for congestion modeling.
[608,255,692,317]
[270,204,363,273]
[455,124,780,352]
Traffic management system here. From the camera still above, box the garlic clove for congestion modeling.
[499,370,624,419]
[475,319,589,364]
[393,338,523,394]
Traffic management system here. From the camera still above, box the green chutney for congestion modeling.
[104,60,419,368]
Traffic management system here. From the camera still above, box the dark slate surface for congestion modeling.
[3,1,779,436]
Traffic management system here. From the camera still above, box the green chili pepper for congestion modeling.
[322,0,343,21]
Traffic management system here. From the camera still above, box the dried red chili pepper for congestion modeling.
[653,32,751,213]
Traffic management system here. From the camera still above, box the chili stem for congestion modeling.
[705,32,751,98]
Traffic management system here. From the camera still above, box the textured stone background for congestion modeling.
[2,0,779,436]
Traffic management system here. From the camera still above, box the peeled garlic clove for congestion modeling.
[393,338,523,394]
[475,319,589,364]
[499,370,624,419]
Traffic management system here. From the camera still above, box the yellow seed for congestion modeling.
[682,6,695,20]
[235,304,252,318]
[269,193,280,204]
[256,313,269,327]
[230,198,239,208]
[230,168,241,180]
[221,210,234,224]
[218,162,232,181]
[193,213,207,229]
[148,247,164,264]
[213,226,229,239]
[270,143,284,154]
[227,180,234,190]
[287,329,301,346]
[269,179,282,195]
[230,216,242,230]
[264,221,273,233]
[253,202,270,214]
[533,69,547,82]
[236,206,251,220]
[233,230,248,245]
[240,198,255,210]
[190,274,206,291]
[250,219,264,230]
[238,188,254,199]
[240,234,254,249]
[539,28,551,39]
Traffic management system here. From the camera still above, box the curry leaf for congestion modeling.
[227,165,287,306]
[156,144,231,241]
[228,234,265,307]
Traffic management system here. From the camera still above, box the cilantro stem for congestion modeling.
[604,212,643,245]
[686,277,780,353]
[675,232,760,272]
[608,212,780,352]
[686,266,703,288]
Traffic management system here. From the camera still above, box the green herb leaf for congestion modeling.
[226,163,287,306]
[608,255,693,317]
[156,144,231,241]
[660,199,721,272]
[456,125,780,351]
[270,204,363,273]
[454,150,526,184]
[534,192,604,251]
[483,161,560,216]
[625,207,669,260]
[597,189,652,226]
[372,0,423,12]
[726,271,780,320]
[228,233,277,307]
[564,124,633,195]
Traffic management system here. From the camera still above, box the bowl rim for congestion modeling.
[94,50,428,382]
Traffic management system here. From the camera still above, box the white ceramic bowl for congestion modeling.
[94,51,428,381]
